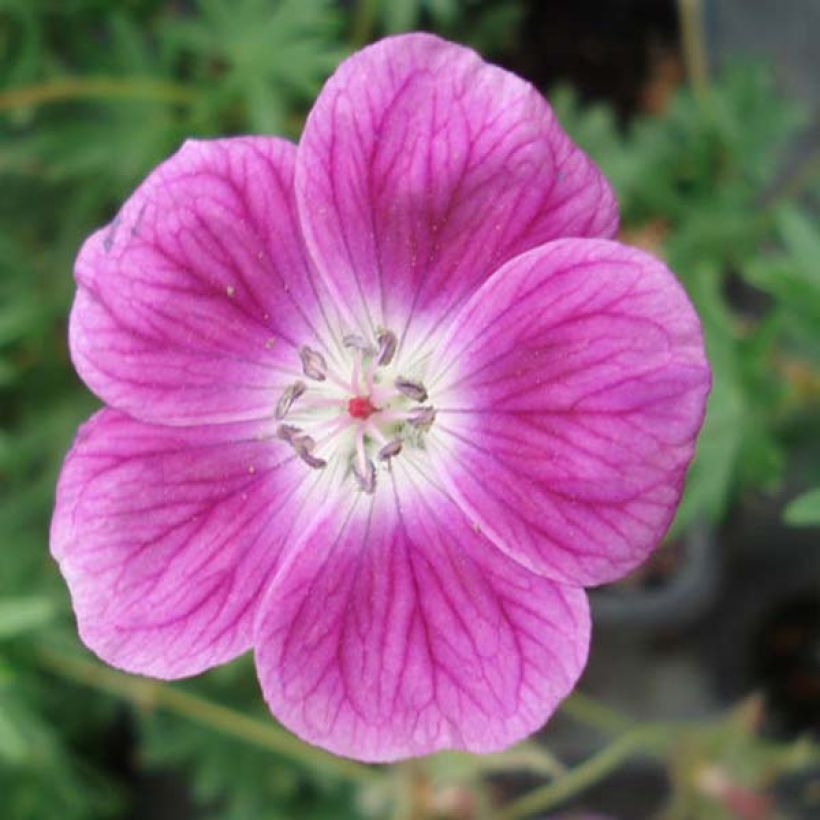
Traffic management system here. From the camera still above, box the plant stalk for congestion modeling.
[501,725,673,819]
[0,77,196,113]
[37,647,381,785]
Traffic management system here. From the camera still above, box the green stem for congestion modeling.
[0,76,196,113]
[500,725,673,820]
[37,648,380,785]
[560,691,633,734]
[428,741,567,783]
[391,759,428,820]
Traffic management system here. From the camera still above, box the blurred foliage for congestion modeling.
[553,66,820,536]
[784,486,820,526]
[119,655,365,819]
[1,0,819,818]
[163,0,345,134]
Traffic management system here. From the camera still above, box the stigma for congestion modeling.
[347,396,377,419]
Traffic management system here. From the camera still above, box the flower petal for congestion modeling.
[71,137,330,425]
[430,239,710,587]
[296,33,617,337]
[254,472,589,761]
[50,409,312,678]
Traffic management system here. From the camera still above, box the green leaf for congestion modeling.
[0,692,33,764]
[0,597,57,639]
[671,265,784,533]
[162,0,346,135]
[775,204,820,288]
[783,487,820,527]
[671,351,744,534]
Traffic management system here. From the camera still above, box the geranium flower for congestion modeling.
[51,34,709,761]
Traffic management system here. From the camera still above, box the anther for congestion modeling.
[278,425,326,469]
[343,334,375,354]
[275,381,306,419]
[376,330,398,366]
[299,346,327,381]
[276,423,303,443]
[378,439,403,460]
[407,406,436,430]
[298,450,327,469]
[293,434,325,469]
[292,433,317,453]
[352,457,376,494]
[395,378,428,403]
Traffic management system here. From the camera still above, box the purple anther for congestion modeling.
[276,423,303,443]
[378,439,403,460]
[352,457,376,494]
[408,406,436,430]
[376,329,398,366]
[275,381,306,419]
[395,378,428,403]
[299,346,327,381]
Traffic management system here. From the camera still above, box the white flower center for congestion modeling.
[275,329,436,494]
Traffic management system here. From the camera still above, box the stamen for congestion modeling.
[279,327,437,487]
[292,433,317,453]
[294,435,326,468]
[298,450,327,469]
[343,334,375,354]
[394,377,428,403]
[407,406,436,430]
[378,439,402,460]
[355,427,367,472]
[351,427,375,493]
[276,423,303,443]
[350,347,362,393]
[296,450,327,470]
[275,380,306,419]
[352,457,376,493]
[376,329,398,366]
[299,346,327,381]
[277,424,327,468]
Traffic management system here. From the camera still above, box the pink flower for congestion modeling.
[51,34,709,762]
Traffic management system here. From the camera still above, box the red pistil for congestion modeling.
[348,396,377,419]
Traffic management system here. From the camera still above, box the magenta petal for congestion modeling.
[254,479,589,761]
[50,410,307,678]
[71,137,326,425]
[432,239,711,587]
[296,33,617,334]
